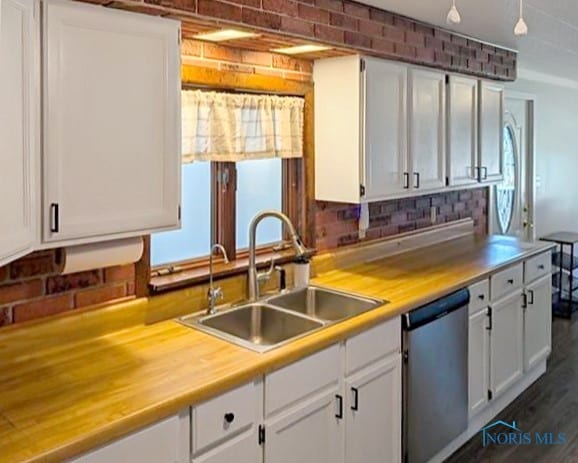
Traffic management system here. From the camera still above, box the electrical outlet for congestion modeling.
[430,206,437,224]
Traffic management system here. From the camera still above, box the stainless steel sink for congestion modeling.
[266,285,385,322]
[179,303,324,353]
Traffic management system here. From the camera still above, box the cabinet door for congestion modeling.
[43,0,181,245]
[490,291,524,398]
[193,431,261,463]
[0,0,37,267]
[265,390,342,463]
[479,81,504,183]
[363,58,407,200]
[447,76,478,186]
[524,275,552,371]
[70,414,189,463]
[408,69,446,192]
[468,308,490,418]
[345,356,401,463]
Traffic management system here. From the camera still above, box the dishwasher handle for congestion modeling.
[403,289,470,331]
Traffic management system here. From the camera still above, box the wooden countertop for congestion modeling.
[0,235,555,463]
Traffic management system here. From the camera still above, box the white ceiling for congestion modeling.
[358,0,578,84]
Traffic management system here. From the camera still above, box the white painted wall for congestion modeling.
[506,78,578,237]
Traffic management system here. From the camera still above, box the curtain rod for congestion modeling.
[181,83,304,98]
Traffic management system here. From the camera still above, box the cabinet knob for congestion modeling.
[507,279,514,284]
[538,264,545,270]
[478,294,485,301]
[224,413,235,424]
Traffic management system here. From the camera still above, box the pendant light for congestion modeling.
[514,0,529,36]
[446,0,461,25]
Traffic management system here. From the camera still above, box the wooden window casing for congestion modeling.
[147,65,315,292]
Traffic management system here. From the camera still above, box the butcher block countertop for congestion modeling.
[0,235,555,463]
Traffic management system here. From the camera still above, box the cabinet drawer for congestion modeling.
[345,317,401,376]
[491,263,523,301]
[524,252,551,284]
[193,380,261,454]
[265,344,340,417]
[469,279,490,315]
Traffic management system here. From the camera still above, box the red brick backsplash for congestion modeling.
[0,250,136,327]
[316,188,488,251]
[88,0,517,81]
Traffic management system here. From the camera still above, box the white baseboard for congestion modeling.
[429,360,547,463]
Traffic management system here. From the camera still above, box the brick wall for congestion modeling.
[181,38,312,80]
[0,251,135,327]
[97,0,517,81]
[316,188,488,251]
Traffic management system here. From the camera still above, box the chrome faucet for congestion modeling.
[207,243,229,315]
[248,210,307,301]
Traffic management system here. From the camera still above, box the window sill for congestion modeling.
[149,248,315,294]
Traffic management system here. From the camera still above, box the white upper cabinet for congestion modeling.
[478,81,504,183]
[42,0,181,245]
[0,0,38,267]
[408,69,446,192]
[447,76,478,187]
[363,58,408,201]
[314,54,509,203]
[314,55,408,203]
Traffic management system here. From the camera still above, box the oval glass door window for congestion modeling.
[495,125,517,233]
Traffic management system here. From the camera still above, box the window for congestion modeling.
[151,87,305,274]
[495,125,517,234]
[236,158,283,249]
[151,162,211,266]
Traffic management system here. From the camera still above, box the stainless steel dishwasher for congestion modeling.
[402,288,470,463]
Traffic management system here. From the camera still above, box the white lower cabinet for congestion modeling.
[265,389,341,463]
[189,319,402,463]
[192,379,263,463]
[524,274,552,372]
[489,290,525,399]
[468,306,490,418]
[193,432,261,463]
[344,355,402,463]
[69,413,189,463]
[468,253,552,424]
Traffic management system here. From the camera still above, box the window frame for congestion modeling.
[143,65,314,294]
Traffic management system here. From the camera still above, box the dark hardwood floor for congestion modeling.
[446,316,578,463]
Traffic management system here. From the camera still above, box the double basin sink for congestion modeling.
[179,286,386,352]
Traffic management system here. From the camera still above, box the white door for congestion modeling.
[468,308,490,418]
[43,0,181,245]
[344,356,402,463]
[490,291,524,398]
[490,95,534,240]
[447,76,478,187]
[0,0,37,267]
[524,275,552,371]
[479,81,504,183]
[408,69,446,192]
[265,390,342,463]
[363,58,407,200]
[193,432,261,463]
